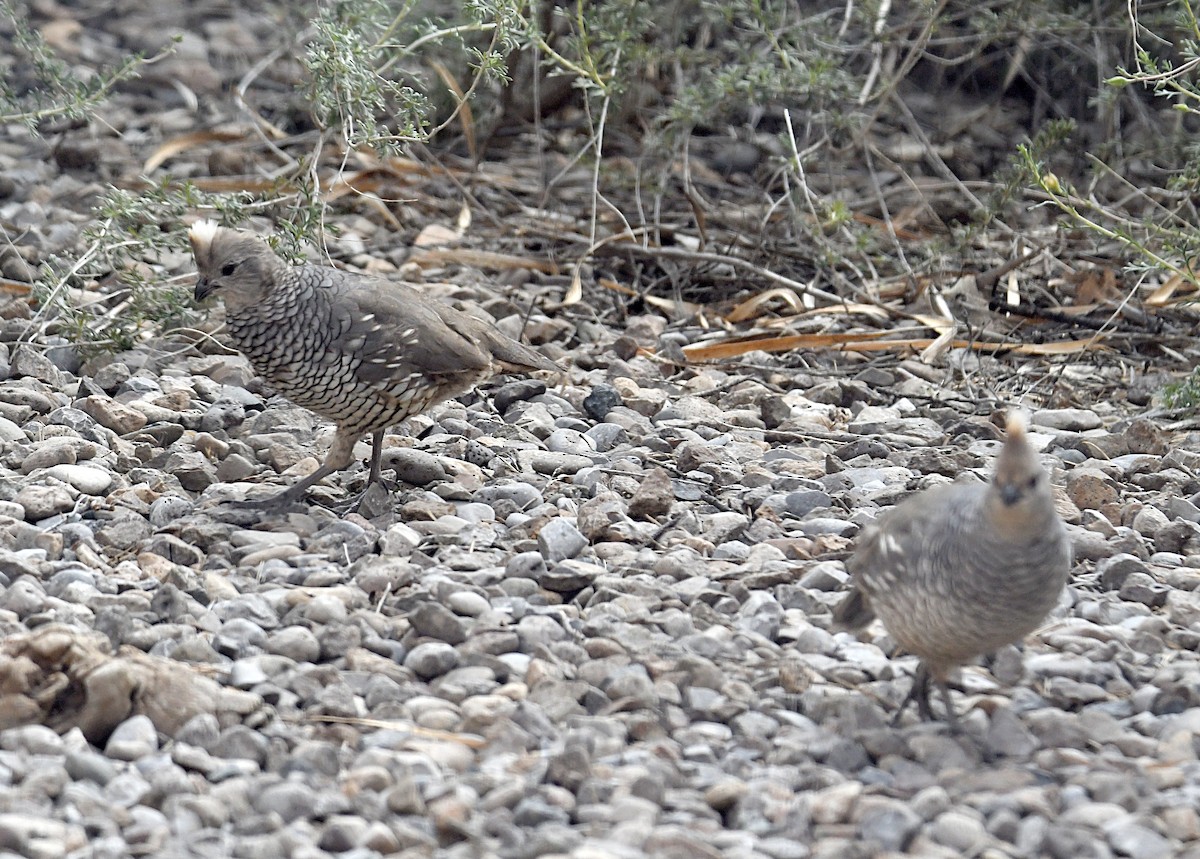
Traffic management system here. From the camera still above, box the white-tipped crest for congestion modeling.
[1005,409,1029,439]
[188,219,220,250]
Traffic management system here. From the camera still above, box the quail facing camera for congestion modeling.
[833,411,1072,728]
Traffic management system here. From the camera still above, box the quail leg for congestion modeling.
[241,429,361,508]
[933,676,962,732]
[893,663,927,726]
[893,663,962,731]
[366,429,385,487]
[329,430,397,515]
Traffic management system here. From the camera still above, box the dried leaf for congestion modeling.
[644,293,704,317]
[724,288,805,323]
[1006,338,1110,355]
[322,170,387,200]
[599,277,636,296]
[841,337,1110,356]
[1145,273,1197,307]
[455,204,471,235]
[414,224,461,248]
[931,292,953,320]
[1005,270,1020,307]
[919,325,956,364]
[562,266,583,306]
[315,171,402,228]
[39,18,81,52]
[306,714,486,748]
[356,193,402,230]
[1070,267,1122,305]
[851,211,926,241]
[909,313,953,335]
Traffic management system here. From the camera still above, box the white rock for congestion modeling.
[229,529,300,548]
[44,464,113,495]
[0,416,25,442]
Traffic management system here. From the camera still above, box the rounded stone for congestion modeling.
[537,517,588,562]
[44,464,113,495]
[104,715,159,762]
[405,642,460,679]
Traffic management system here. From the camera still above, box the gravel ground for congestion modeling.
[2,3,1200,858]
[2,334,1199,859]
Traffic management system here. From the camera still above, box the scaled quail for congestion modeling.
[832,411,1071,728]
[188,220,560,505]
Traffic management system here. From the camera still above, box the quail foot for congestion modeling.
[188,220,560,507]
[833,411,1072,729]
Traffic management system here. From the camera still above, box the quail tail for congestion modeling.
[831,587,875,631]
[482,327,561,375]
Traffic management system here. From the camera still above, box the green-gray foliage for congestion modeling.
[0,0,157,130]
[1163,367,1200,410]
[10,0,1200,358]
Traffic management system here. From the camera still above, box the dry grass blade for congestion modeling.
[843,337,1112,356]
[179,176,281,193]
[319,170,404,228]
[756,302,893,329]
[683,331,1110,362]
[1,278,32,296]
[378,152,525,190]
[598,276,704,317]
[911,313,955,335]
[430,60,476,162]
[301,713,486,748]
[407,247,559,273]
[683,329,908,361]
[143,130,250,174]
[1145,272,1199,307]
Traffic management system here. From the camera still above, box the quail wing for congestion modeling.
[849,482,980,599]
[324,273,495,390]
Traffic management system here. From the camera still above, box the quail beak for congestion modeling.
[999,484,1022,506]
[187,221,218,301]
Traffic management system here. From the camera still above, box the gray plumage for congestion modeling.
[188,220,560,504]
[832,412,1071,726]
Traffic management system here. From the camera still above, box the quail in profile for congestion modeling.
[188,220,560,505]
[833,411,1072,728]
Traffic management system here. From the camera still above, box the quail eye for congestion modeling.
[1026,475,1038,489]
[221,262,238,276]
